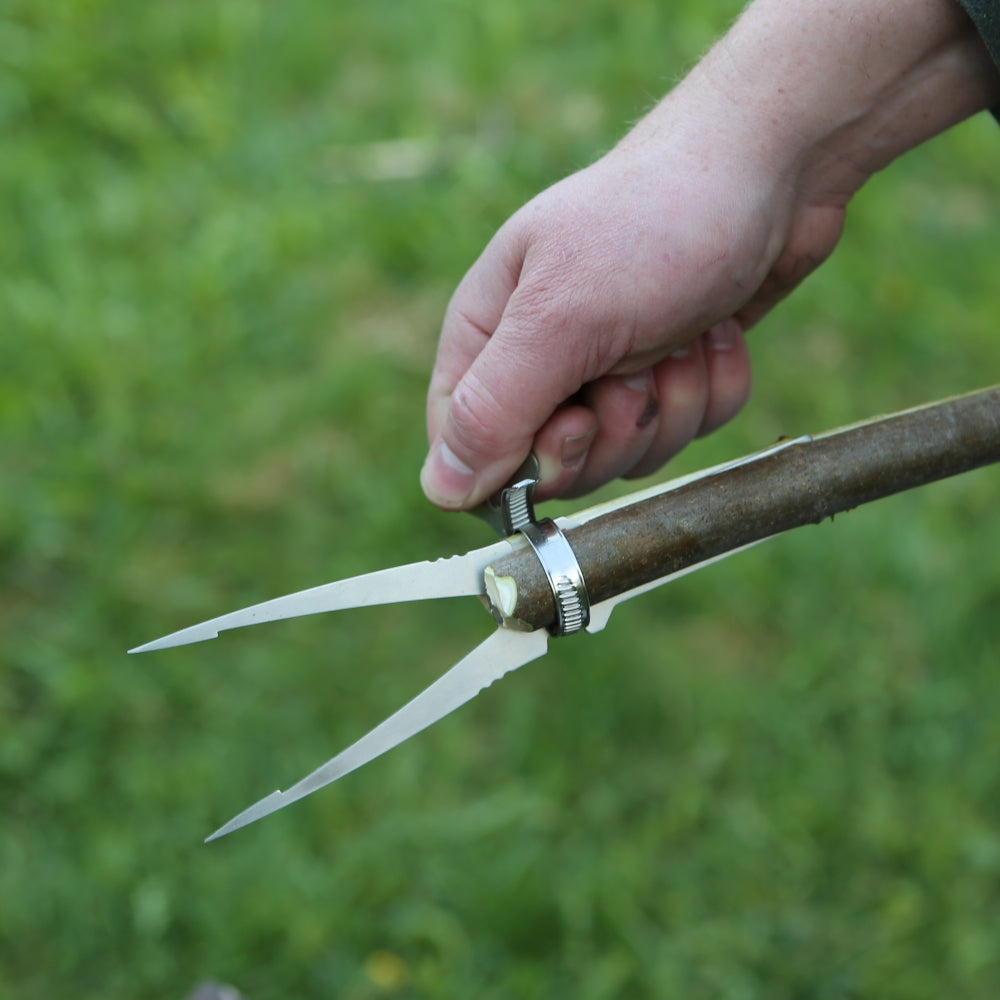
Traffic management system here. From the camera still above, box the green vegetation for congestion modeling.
[3,1,999,996]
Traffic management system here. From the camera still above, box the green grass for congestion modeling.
[3,1,1000,997]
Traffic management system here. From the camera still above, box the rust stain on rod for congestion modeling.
[487,386,1000,631]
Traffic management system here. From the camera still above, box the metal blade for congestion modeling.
[585,539,772,633]
[129,538,517,653]
[205,625,549,841]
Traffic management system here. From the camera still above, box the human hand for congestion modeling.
[421,0,999,510]
[422,107,843,507]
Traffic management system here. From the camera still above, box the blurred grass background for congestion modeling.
[2,0,1000,997]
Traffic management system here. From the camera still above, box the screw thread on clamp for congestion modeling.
[553,573,588,635]
[503,486,534,534]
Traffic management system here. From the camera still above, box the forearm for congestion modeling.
[637,0,1000,202]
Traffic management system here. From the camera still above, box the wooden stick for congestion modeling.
[485,385,1000,631]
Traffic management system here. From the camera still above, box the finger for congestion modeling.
[554,370,661,499]
[695,318,752,437]
[622,318,752,480]
[623,338,710,479]
[425,231,526,444]
[531,404,600,501]
[422,311,589,509]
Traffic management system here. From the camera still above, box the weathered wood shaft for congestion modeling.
[486,386,1000,631]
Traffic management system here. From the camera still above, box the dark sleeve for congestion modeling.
[956,0,1000,72]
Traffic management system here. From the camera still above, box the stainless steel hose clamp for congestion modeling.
[479,453,590,636]
[517,518,590,635]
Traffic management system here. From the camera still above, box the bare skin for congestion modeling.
[421,0,1000,509]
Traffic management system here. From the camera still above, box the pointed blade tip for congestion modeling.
[204,812,254,844]
[204,790,288,842]
[205,627,549,838]
[127,628,221,655]
[127,639,169,654]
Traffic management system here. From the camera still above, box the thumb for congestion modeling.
[421,310,585,509]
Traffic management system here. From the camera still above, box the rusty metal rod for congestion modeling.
[485,385,1000,631]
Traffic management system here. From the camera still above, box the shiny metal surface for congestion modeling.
[128,539,516,653]
[205,626,549,841]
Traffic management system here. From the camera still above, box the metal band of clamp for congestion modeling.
[479,453,590,636]
[518,518,590,636]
